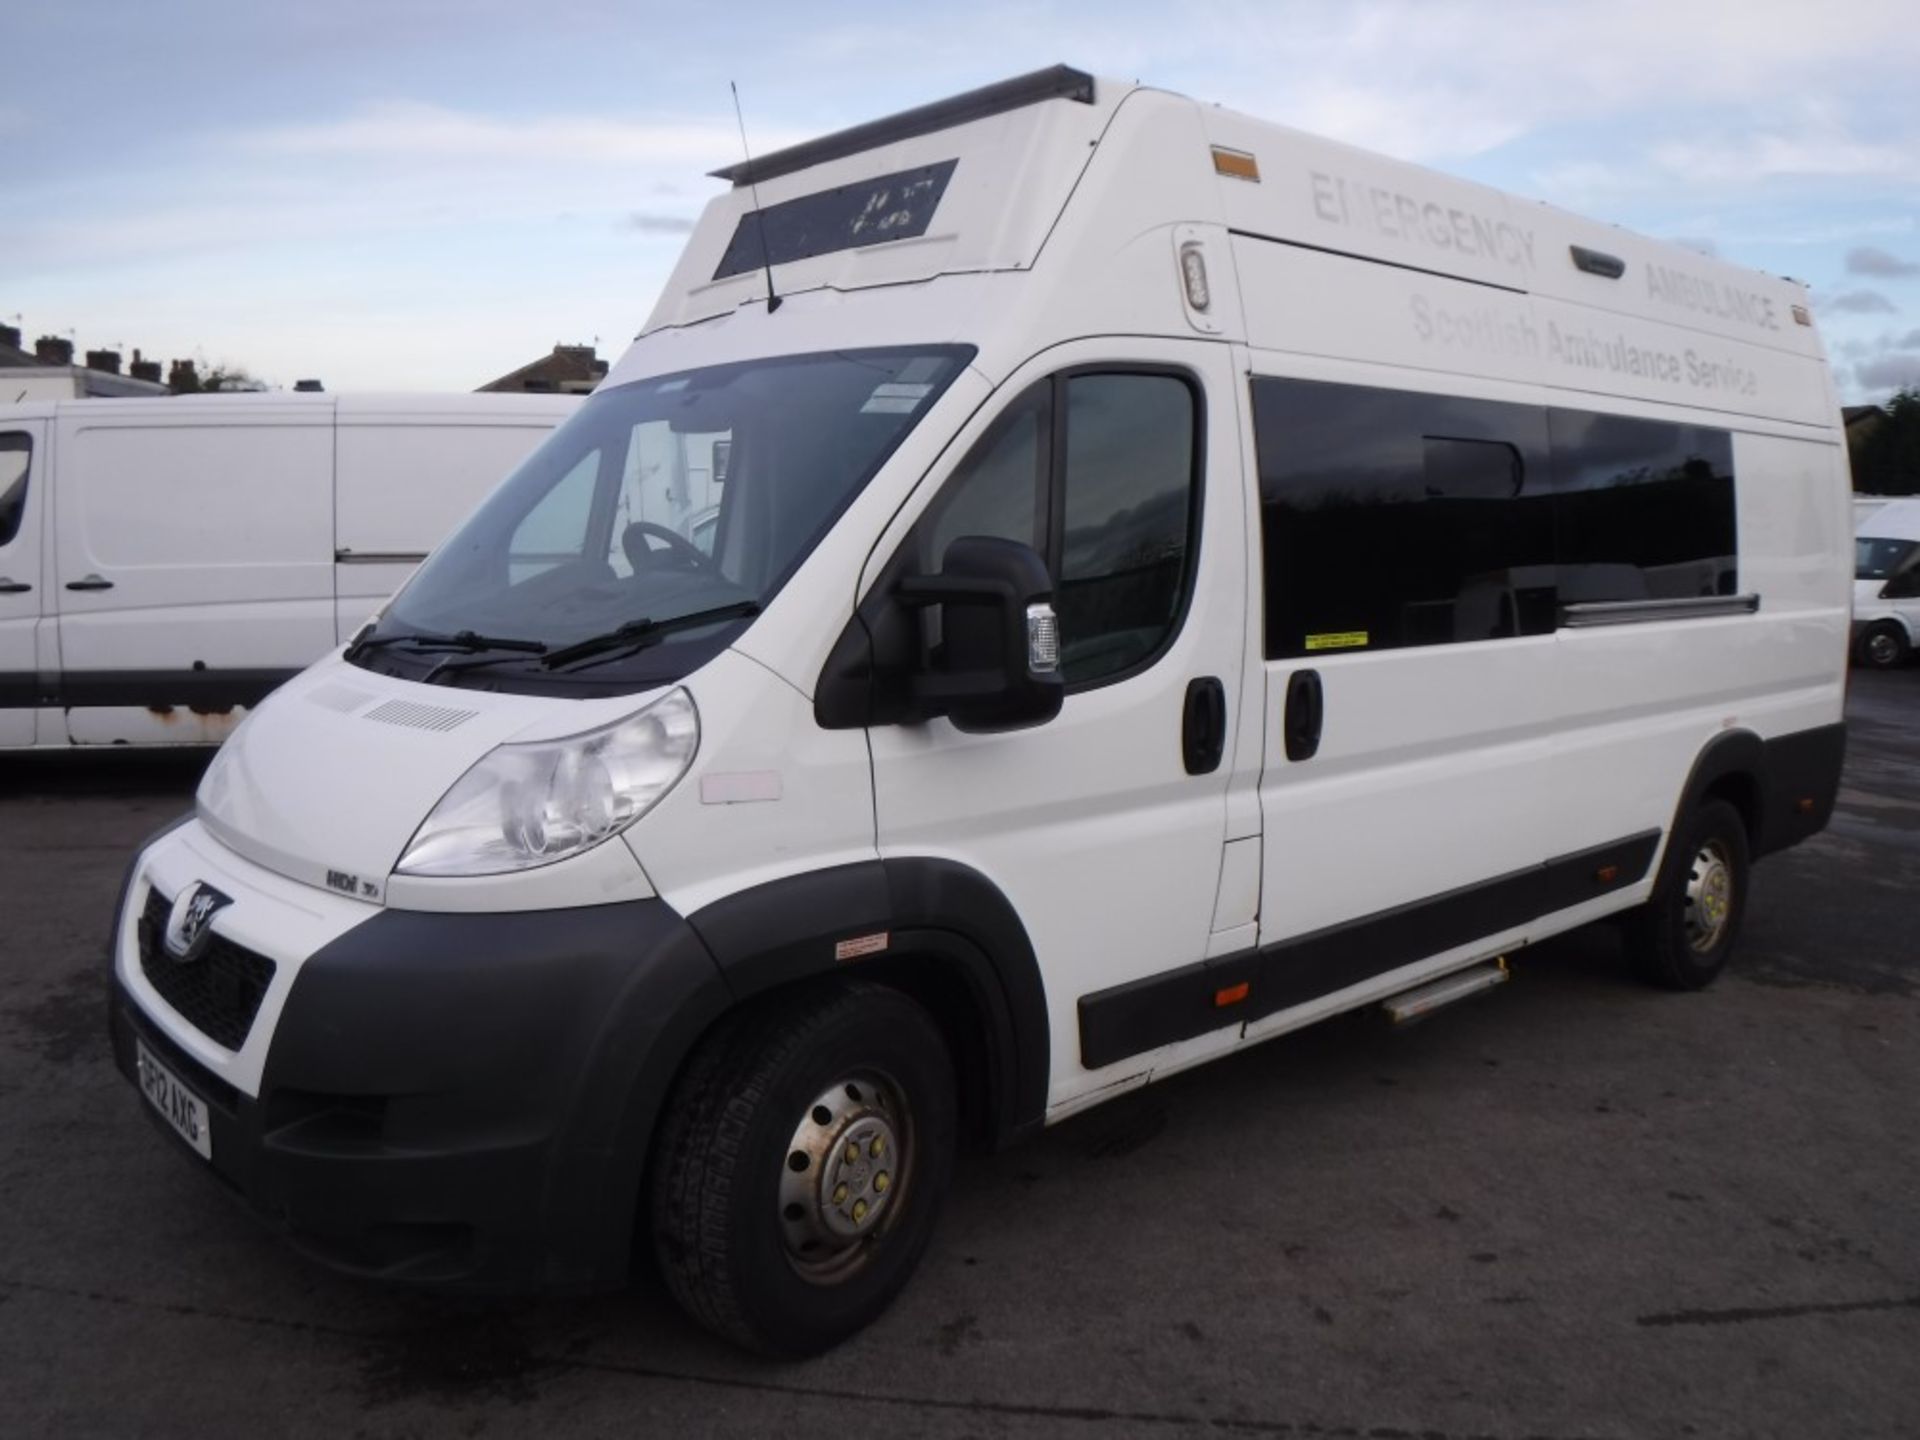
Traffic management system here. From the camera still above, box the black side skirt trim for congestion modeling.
[0,668,299,712]
[1078,829,1660,1071]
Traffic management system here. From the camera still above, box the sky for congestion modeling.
[5,0,1919,400]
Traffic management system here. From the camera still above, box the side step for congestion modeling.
[1382,959,1509,1026]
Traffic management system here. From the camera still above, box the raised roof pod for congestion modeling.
[710,64,1097,188]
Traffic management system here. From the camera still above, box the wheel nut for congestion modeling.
[852,1199,868,1223]
[870,1136,885,1158]
[845,1141,860,1163]
[832,1182,849,1206]
[873,1171,890,1194]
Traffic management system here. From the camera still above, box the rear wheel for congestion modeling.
[1858,622,1910,670]
[1623,798,1750,991]
[650,983,956,1356]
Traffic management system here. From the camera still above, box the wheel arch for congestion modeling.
[1667,729,1766,867]
[679,858,1052,1151]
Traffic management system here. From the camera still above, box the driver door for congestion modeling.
[864,340,1258,1115]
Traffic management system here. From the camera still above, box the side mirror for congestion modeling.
[896,536,1064,732]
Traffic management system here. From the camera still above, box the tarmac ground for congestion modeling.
[2,668,1916,1438]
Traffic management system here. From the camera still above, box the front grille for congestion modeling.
[137,886,277,1051]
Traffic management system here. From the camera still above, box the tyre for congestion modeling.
[1857,622,1910,670]
[650,982,956,1356]
[1622,798,1750,991]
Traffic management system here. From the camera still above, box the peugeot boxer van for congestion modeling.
[108,67,1851,1355]
[0,392,575,746]
[1852,496,1920,668]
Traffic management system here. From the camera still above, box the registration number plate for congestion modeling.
[136,1041,213,1161]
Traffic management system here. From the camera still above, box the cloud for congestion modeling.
[244,102,774,168]
[623,213,696,236]
[1856,354,1920,392]
[1824,290,1898,315]
[1848,245,1920,278]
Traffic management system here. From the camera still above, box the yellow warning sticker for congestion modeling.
[1304,631,1369,651]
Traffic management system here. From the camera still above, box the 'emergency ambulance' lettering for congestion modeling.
[1309,170,1535,272]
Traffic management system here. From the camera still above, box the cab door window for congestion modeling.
[1057,374,1198,684]
[909,369,1200,687]
[0,434,29,547]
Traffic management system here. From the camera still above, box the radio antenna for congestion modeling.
[729,81,782,314]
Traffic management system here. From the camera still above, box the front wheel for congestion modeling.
[1857,622,1911,670]
[650,982,956,1356]
[1622,798,1750,991]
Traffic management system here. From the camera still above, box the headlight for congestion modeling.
[396,688,698,877]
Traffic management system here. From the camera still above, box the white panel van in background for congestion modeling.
[106,68,1851,1356]
[0,393,575,747]
[1852,495,1920,667]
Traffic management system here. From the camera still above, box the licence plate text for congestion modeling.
[136,1041,213,1161]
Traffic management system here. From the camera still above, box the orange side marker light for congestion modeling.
[1214,981,1251,1008]
[1211,147,1260,181]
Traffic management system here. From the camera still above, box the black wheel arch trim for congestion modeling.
[684,857,1051,1148]
[1669,722,1845,863]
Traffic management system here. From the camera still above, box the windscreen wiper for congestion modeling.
[540,601,761,671]
[349,628,548,661]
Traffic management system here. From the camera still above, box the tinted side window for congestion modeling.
[1251,379,1554,659]
[1549,411,1737,602]
[0,433,28,548]
[1057,374,1198,684]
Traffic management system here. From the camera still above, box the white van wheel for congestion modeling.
[1859,622,1910,669]
[651,983,955,1356]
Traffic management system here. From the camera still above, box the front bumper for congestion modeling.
[111,834,728,1294]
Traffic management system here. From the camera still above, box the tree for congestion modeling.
[200,364,267,394]
[1851,388,1920,495]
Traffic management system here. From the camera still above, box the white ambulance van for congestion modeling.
[0,392,575,746]
[1852,496,1920,667]
[107,68,1851,1354]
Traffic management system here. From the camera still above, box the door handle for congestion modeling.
[65,574,114,592]
[1283,669,1324,762]
[0,578,29,594]
[1182,676,1227,775]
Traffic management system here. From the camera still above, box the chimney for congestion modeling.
[128,349,163,384]
[167,359,200,394]
[35,336,75,367]
[0,323,20,352]
[86,348,123,375]
[293,378,324,392]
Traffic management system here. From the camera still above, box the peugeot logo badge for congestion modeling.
[164,883,233,964]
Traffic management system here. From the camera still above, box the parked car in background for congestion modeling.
[0,392,576,746]
[1853,495,1920,668]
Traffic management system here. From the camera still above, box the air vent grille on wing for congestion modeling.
[362,699,479,732]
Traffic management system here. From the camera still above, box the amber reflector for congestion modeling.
[1211,147,1260,181]
[1214,981,1251,1007]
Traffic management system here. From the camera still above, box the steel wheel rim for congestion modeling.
[1867,631,1900,666]
[777,1070,913,1285]
[1683,839,1734,953]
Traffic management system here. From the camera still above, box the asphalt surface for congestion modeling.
[2,671,1916,1439]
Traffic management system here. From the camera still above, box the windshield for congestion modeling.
[1856,536,1917,581]
[351,345,972,693]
